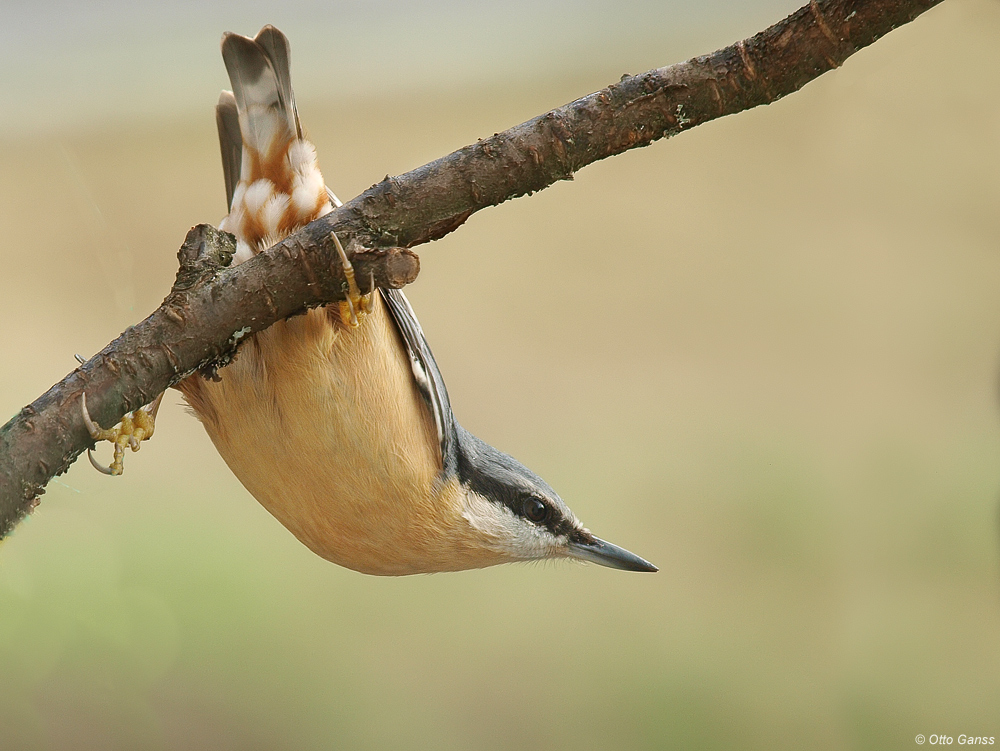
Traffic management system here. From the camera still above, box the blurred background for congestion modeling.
[1,0,999,748]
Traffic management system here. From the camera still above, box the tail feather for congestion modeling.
[253,26,301,139]
[216,91,242,210]
[216,25,332,258]
[220,30,297,169]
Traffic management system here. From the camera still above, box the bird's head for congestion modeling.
[455,427,657,573]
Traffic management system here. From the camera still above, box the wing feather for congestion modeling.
[380,288,459,478]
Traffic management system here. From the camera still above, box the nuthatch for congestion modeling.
[84,26,656,576]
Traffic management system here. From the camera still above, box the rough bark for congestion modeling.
[0,0,946,537]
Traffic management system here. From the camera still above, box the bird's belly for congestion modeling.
[178,299,458,575]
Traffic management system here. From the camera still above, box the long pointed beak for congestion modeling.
[567,534,658,573]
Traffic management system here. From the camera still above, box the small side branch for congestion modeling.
[0,0,944,536]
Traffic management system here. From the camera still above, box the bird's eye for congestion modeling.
[522,497,548,523]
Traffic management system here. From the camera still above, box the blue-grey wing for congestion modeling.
[379,287,460,478]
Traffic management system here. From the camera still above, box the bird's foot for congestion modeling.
[81,392,163,476]
[331,231,374,328]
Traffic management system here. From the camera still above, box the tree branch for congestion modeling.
[0,0,944,536]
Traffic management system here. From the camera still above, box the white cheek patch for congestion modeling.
[461,490,565,561]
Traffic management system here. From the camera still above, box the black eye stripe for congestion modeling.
[457,440,574,536]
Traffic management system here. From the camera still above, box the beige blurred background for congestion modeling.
[2,0,999,748]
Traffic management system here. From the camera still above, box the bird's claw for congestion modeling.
[331,231,375,328]
[81,391,163,476]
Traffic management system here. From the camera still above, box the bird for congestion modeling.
[83,26,656,576]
